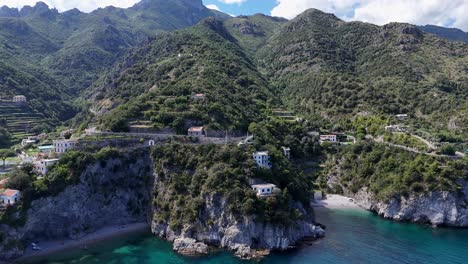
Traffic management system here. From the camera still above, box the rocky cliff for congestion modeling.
[352,181,468,227]
[324,144,468,228]
[0,149,154,260]
[151,193,325,259]
[1,145,325,261]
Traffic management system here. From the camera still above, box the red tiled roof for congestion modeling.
[2,189,19,197]
[0,179,8,185]
[189,127,204,132]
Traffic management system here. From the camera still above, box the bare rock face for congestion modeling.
[353,182,468,227]
[0,150,154,262]
[151,193,325,259]
[0,225,23,260]
[173,237,208,256]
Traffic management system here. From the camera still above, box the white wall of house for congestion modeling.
[253,152,271,169]
[252,184,276,196]
[53,140,77,153]
[320,135,337,142]
[1,191,20,205]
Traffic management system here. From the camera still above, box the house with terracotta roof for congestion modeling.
[191,93,206,101]
[188,126,205,137]
[1,189,21,205]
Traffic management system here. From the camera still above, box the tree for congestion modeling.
[0,149,15,169]
[440,145,455,156]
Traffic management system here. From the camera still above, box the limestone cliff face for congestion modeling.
[151,173,325,259]
[1,148,324,261]
[0,150,154,261]
[352,182,468,227]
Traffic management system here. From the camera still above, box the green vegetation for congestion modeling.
[383,133,429,152]
[93,18,273,133]
[0,149,15,169]
[325,143,467,200]
[152,142,313,229]
[0,0,223,145]
[257,9,468,138]
[0,147,124,225]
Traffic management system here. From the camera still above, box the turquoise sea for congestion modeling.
[29,208,468,264]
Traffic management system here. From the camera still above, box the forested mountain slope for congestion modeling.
[257,9,468,136]
[0,0,224,145]
[419,25,468,44]
[87,18,273,133]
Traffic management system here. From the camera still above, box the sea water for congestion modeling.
[30,208,468,264]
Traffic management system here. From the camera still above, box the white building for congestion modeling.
[34,159,59,175]
[281,146,291,159]
[53,140,77,154]
[188,127,205,137]
[395,114,409,119]
[1,189,21,205]
[191,93,206,101]
[253,151,272,169]
[314,191,323,201]
[320,135,337,142]
[12,95,26,103]
[385,125,409,132]
[21,139,37,147]
[252,184,277,196]
[148,140,155,146]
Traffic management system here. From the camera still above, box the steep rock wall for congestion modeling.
[151,173,324,259]
[352,182,468,227]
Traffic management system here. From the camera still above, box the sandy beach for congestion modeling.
[16,222,150,263]
[311,194,362,209]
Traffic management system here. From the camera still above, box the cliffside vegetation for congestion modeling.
[152,142,313,230]
[91,18,273,133]
[0,147,127,226]
[322,143,468,201]
[0,0,222,145]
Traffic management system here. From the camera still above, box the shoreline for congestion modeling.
[311,194,362,209]
[16,222,150,263]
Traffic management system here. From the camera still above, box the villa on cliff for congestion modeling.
[1,189,21,205]
[252,184,277,196]
[34,159,59,175]
[188,126,205,137]
[253,151,272,169]
[12,95,26,103]
[53,139,77,154]
[320,134,338,143]
[191,93,206,101]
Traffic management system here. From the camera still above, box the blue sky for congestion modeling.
[3,0,468,31]
[201,0,468,31]
[202,0,276,16]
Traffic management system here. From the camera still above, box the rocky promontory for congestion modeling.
[352,182,468,227]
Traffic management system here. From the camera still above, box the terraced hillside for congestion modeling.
[0,102,46,143]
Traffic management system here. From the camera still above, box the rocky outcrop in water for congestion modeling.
[152,185,325,259]
[353,182,468,227]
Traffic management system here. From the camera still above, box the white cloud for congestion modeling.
[218,0,247,4]
[206,4,220,11]
[0,0,140,13]
[270,0,468,31]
